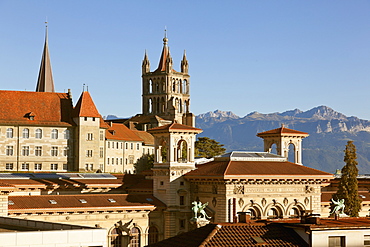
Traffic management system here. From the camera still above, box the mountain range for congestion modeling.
[196,106,370,174]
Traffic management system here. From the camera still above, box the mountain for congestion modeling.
[196,107,370,174]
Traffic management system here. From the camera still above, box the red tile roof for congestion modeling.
[105,123,143,141]
[257,126,308,137]
[8,194,163,213]
[0,90,73,126]
[73,91,100,118]
[132,130,154,145]
[148,222,308,247]
[148,122,202,133]
[185,160,332,179]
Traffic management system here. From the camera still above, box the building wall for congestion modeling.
[311,228,370,247]
[0,125,72,172]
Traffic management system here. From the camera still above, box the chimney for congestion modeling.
[238,212,251,223]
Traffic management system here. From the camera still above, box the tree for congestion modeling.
[134,154,154,174]
[333,141,362,217]
[195,137,226,158]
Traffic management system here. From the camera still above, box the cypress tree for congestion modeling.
[333,141,362,217]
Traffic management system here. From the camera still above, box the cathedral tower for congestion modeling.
[142,35,195,127]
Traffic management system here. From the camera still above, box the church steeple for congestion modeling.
[141,33,194,127]
[36,23,55,92]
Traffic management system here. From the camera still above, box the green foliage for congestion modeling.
[195,137,226,158]
[161,146,167,162]
[333,141,362,217]
[134,154,154,174]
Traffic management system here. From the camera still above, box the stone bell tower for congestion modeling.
[257,124,309,165]
[148,122,202,238]
[141,34,195,127]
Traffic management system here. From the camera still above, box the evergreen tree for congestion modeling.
[333,141,362,217]
[195,137,226,158]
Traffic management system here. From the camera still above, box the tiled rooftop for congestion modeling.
[148,222,308,247]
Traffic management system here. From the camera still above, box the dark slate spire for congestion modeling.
[36,23,55,92]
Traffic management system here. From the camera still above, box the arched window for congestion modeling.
[22,128,29,138]
[130,227,141,247]
[148,226,158,245]
[6,128,13,138]
[289,207,300,218]
[267,207,282,219]
[149,79,153,93]
[269,143,278,154]
[35,129,42,139]
[51,129,58,139]
[288,143,296,163]
[109,228,122,247]
[177,140,188,163]
[64,129,70,139]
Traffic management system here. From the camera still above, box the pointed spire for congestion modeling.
[181,50,189,73]
[36,22,55,92]
[142,50,150,74]
[155,30,173,72]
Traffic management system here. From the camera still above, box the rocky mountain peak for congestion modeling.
[197,110,239,120]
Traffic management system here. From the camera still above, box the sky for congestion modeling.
[1,1,370,119]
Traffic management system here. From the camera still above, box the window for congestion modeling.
[137,143,140,150]
[49,200,57,204]
[131,143,133,149]
[125,143,128,149]
[86,150,93,157]
[64,129,70,139]
[120,158,123,165]
[51,129,58,139]
[22,128,29,138]
[89,164,93,170]
[180,195,185,205]
[34,163,42,170]
[5,163,13,170]
[21,163,29,171]
[35,146,42,156]
[6,128,13,138]
[99,164,104,171]
[35,128,42,139]
[328,236,345,247]
[116,142,119,149]
[63,164,68,170]
[50,164,58,170]
[180,219,185,229]
[148,226,158,245]
[100,147,103,158]
[85,164,89,170]
[116,158,119,165]
[63,147,68,156]
[22,146,29,156]
[100,131,104,141]
[129,155,134,164]
[84,117,87,121]
[92,117,95,121]
[110,228,122,247]
[6,146,13,156]
[51,147,58,156]
[130,227,141,247]
[107,158,110,165]
[364,235,370,247]
[87,133,93,141]
[108,142,110,148]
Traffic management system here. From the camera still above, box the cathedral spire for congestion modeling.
[155,31,173,72]
[142,50,150,74]
[181,50,188,74]
[36,22,55,92]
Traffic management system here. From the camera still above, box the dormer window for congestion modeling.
[79,199,87,203]
[49,200,57,204]
[108,199,116,203]
[24,112,35,120]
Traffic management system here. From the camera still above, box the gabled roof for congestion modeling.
[8,194,164,213]
[185,160,332,179]
[0,90,73,126]
[147,222,308,247]
[73,91,100,118]
[257,125,308,137]
[36,26,55,93]
[148,122,202,133]
[105,122,143,142]
[132,130,154,145]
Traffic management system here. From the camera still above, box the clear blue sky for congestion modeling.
[1,1,370,119]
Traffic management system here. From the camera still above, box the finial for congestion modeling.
[83,83,85,92]
[281,123,285,128]
[163,27,168,45]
